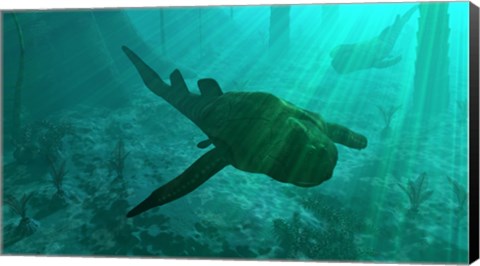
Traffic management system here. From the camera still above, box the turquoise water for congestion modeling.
[2,2,470,263]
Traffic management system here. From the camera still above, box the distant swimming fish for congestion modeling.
[122,46,367,217]
[330,5,418,74]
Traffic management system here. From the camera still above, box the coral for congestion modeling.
[271,195,366,261]
[397,172,433,213]
[301,196,365,259]
[109,139,129,180]
[272,212,309,258]
[4,193,38,237]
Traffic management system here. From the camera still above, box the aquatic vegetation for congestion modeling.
[456,100,467,111]
[446,176,468,262]
[12,126,37,164]
[13,120,74,164]
[4,193,38,237]
[397,172,433,213]
[376,104,401,136]
[446,176,467,216]
[456,100,468,123]
[37,120,74,162]
[109,139,129,180]
[48,159,68,203]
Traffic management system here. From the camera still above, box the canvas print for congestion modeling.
[1,1,476,264]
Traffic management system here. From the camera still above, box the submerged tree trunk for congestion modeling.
[11,13,25,146]
[269,6,291,53]
[413,3,450,116]
[198,8,203,52]
[160,9,166,55]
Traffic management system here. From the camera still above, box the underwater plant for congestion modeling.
[4,193,38,237]
[457,100,467,111]
[37,120,74,162]
[49,159,68,203]
[397,172,433,213]
[446,176,467,262]
[446,176,467,216]
[13,120,74,164]
[12,126,38,164]
[109,139,129,180]
[376,104,401,136]
[456,100,468,124]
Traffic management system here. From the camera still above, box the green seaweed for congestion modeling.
[13,120,74,164]
[4,193,38,238]
[397,172,433,213]
[48,159,68,202]
[446,176,467,216]
[376,104,401,136]
[109,139,129,180]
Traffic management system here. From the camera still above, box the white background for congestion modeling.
[0,0,479,266]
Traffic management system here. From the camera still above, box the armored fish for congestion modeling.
[122,46,367,217]
[330,5,418,74]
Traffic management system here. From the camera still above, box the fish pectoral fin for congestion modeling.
[373,56,402,69]
[126,148,228,218]
[326,123,368,150]
[198,78,224,96]
[197,139,213,149]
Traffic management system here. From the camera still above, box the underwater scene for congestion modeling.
[1,1,471,264]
